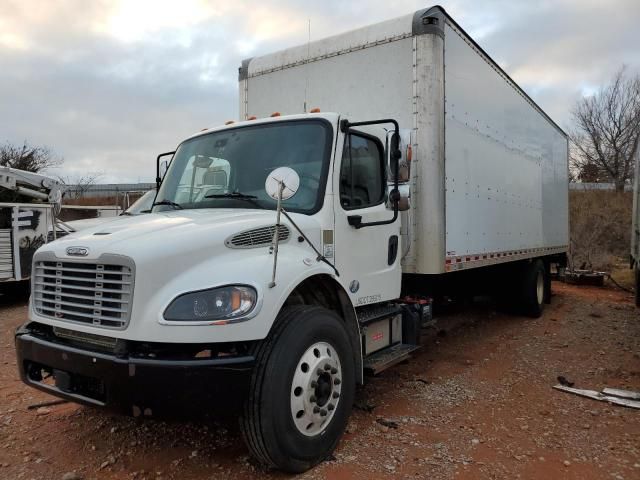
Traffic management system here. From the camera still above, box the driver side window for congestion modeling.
[339,133,385,210]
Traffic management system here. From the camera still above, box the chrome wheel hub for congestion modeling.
[290,341,342,436]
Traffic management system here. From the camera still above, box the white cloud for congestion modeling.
[0,0,638,182]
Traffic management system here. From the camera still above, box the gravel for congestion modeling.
[0,282,638,479]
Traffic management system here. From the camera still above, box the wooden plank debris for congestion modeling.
[553,385,640,409]
[602,388,640,401]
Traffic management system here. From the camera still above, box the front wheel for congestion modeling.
[240,305,355,473]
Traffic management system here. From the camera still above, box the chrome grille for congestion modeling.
[33,259,133,329]
[226,225,290,249]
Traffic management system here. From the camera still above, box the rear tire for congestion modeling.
[521,259,546,318]
[240,305,355,473]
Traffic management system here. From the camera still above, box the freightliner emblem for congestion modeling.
[66,246,89,257]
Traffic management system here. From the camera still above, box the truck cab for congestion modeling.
[16,112,412,472]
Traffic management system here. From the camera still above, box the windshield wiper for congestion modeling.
[205,192,258,199]
[152,199,183,210]
[205,192,264,209]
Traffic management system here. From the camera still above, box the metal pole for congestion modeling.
[269,181,285,288]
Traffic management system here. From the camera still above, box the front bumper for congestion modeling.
[15,323,255,416]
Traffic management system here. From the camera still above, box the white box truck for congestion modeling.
[16,6,568,473]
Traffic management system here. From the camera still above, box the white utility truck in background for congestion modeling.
[0,167,67,284]
[16,6,568,473]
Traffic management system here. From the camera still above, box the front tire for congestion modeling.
[240,305,355,473]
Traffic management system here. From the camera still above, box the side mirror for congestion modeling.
[156,151,175,189]
[387,130,411,183]
[265,167,301,289]
[160,160,169,179]
[265,167,300,200]
[387,184,410,211]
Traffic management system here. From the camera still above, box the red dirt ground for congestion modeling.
[1,282,639,479]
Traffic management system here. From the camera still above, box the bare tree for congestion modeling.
[576,163,603,183]
[570,67,640,191]
[58,173,103,200]
[0,141,62,172]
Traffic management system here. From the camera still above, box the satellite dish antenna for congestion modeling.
[265,167,299,200]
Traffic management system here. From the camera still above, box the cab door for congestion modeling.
[332,128,402,307]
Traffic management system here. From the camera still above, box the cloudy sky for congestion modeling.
[1,0,639,183]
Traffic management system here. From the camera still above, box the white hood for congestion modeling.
[42,208,320,269]
[63,216,116,232]
[31,208,331,343]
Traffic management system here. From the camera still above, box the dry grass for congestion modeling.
[609,265,635,290]
[569,190,632,272]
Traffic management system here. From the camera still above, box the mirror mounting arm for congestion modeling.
[340,118,401,229]
[156,151,175,189]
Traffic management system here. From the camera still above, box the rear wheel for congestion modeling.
[521,259,546,318]
[240,305,355,473]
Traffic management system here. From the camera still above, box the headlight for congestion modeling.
[164,285,258,323]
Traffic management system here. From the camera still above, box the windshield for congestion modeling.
[154,120,332,214]
[123,189,156,215]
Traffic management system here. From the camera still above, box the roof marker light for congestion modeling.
[248,115,257,120]
[225,120,235,125]
[310,108,321,113]
[270,112,281,117]
[200,128,208,132]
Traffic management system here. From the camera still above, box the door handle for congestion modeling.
[347,215,362,227]
[388,235,399,265]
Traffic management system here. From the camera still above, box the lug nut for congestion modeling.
[334,378,341,385]
[332,391,340,399]
[330,367,338,374]
[310,395,317,403]
[310,381,317,388]
[320,409,327,417]
[317,368,324,376]
[328,403,335,411]
[324,363,331,371]
[313,406,320,413]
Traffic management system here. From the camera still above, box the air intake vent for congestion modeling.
[226,225,290,249]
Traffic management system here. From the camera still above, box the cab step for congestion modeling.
[356,303,402,326]
[363,343,420,375]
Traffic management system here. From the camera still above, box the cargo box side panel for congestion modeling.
[443,22,568,271]
[244,37,415,128]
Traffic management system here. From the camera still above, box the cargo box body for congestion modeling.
[239,6,568,275]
